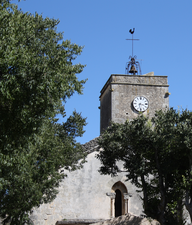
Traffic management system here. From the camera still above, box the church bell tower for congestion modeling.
[99,29,170,133]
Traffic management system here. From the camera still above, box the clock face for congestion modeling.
[133,96,149,112]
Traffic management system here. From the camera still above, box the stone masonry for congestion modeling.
[30,138,143,225]
[100,73,169,132]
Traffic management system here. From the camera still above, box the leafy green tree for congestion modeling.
[0,1,86,224]
[177,110,192,223]
[97,108,192,225]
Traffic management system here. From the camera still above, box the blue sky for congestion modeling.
[15,0,192,144]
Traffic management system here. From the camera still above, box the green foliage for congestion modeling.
[97,108,192,225]
[0,1,86,224]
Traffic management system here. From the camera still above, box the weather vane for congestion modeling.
[125,28,142,75]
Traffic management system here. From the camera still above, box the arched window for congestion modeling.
[107,181,129,218]
[115,189,122,217]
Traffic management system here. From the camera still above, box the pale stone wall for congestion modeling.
[56,214,161,225]
[30,142,143,225]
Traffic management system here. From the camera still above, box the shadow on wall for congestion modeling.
[93,214,160,225]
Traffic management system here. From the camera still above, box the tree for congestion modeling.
[0,1,86,224]
[97,108,192,225]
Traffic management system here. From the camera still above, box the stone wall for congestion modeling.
[56,214,160,225]
[30,139,143,225]
[100,74,169,132]
[92,214,160,225]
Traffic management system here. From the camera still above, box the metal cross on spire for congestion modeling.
[126,28,139,57]
[125,28,142,75]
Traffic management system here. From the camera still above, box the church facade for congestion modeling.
[30,72,169,225]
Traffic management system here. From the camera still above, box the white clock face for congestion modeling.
[133,96,149,112]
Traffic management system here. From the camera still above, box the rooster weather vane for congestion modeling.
[125,28,142,75]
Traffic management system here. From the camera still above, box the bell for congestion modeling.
[129,65,137,74]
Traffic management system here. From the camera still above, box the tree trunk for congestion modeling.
[185,190,192,223]
[176,197,183,224]
[155,148,166,225]
[141,174,149,215]
[185,154,192,223]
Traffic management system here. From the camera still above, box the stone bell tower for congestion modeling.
[99,73,169,133]
[99,29,169,133]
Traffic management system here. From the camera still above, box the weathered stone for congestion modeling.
[56,214,160,225]
[100,74,169,132]
[29,145,143,225]
[143,72,154,76]
[106,193,116,199]
[93,214,160,225]
[82,137,99,154]
[56,219,106,225]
